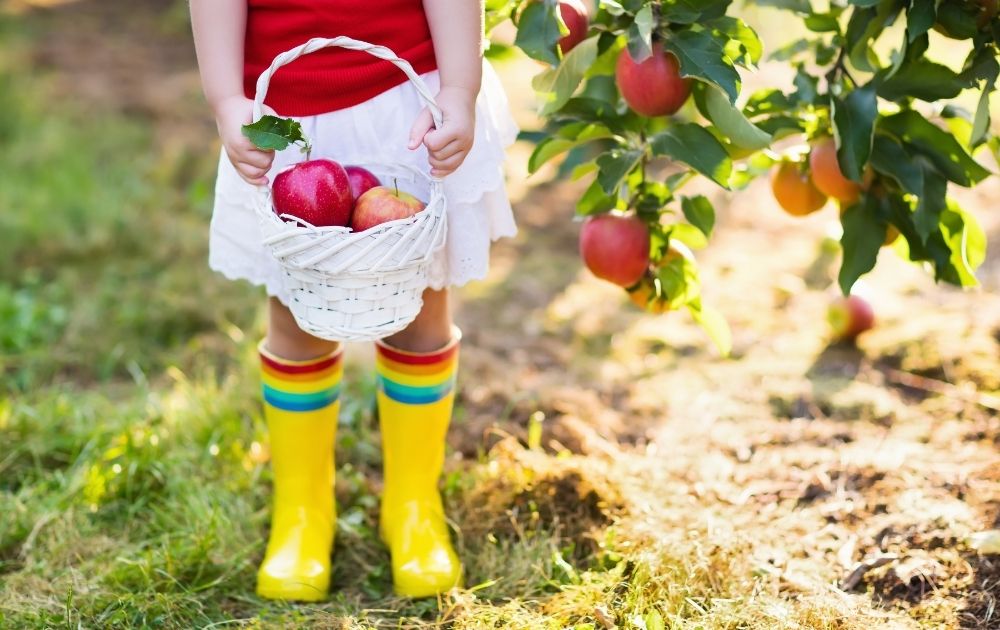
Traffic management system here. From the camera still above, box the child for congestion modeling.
[189,0,517,601]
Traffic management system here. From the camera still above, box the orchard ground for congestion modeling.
[2,1,1000,628]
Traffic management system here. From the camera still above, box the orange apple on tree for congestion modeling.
[809,137,869,204]
[770,160,827,217]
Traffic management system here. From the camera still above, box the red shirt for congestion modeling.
[244,0,437,117]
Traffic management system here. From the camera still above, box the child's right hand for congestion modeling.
[215,95,276,186]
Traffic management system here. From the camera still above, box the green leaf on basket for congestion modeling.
[839,195,886,294]
[242,115,309,152]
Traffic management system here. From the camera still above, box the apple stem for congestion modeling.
[393,178,399,197]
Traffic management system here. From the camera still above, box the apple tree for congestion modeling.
[486,0,1000,354]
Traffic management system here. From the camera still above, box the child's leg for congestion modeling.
[375,288,463,597]
[256,297,342,601]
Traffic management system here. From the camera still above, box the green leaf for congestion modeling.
[831,84,877,181]
[241,115,307,152]
[532,37,600,115]
[681,195,715,237]
[870,134,922,193]
[906,0,936,41]
[626,4,654,61]
[710,17,763,66]
[839,195,886,294]
[577,178,619,215]
[528,123,614,173]
[753,0,812,13]
[650,124,733,188]
[939,200,986,286]
[805,13,840,32]
[670,222,709,250]
[660,0,732,24]
[596,149,644,194]
[657,254,700,308]
[877,59,971,102]
[662,30,741,103]
[688,300,732,356]
[699,84,772,150]
[971,84,994,147]
[514,1,565,65]
[879,110,992,186]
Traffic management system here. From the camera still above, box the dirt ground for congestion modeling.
[12,0,1000,627]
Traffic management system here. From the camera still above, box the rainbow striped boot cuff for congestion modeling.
[259,343,342,412]
[374,334,459,405]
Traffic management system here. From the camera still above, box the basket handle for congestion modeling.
[251,36,444,129]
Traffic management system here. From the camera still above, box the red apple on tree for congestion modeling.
[615,42,692,117]
[557,0,589,54]
[827,295,875,342]
[344,165,381,200]
[352,184,426,232]
[579,214,650,287]
[272,159,354,227]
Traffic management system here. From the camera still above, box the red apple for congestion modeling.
[272,159,353,227]
[352,185,426,232]
[827,295,875,342]
[344,165,381,200]
[558,0,590,54]
[579,214,650,287]
[615,42,692,117]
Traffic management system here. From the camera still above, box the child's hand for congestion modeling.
[409,87,477,177]
[215,95,277,186]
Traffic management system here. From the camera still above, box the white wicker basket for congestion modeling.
[250,36,448,342]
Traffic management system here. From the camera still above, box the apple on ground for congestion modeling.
[557,0,589,54]
[352,185,426,232]
[273,158,354,227]
[579,214,650,287]
[344,165,381,200]
[827,295,875,342]
[615,42,692,117]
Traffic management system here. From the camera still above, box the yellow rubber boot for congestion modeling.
[256,341,342,602]
[375,330,462,598]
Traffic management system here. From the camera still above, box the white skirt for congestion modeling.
[209,62,519,305]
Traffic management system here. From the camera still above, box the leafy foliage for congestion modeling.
[490,0,999,350]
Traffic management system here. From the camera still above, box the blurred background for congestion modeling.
[1,1,999,628]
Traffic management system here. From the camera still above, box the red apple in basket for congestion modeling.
[351,185,426,232]
[272,159,353,227]
[344,165,382,199]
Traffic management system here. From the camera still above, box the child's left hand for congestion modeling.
[409,87,477,177]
